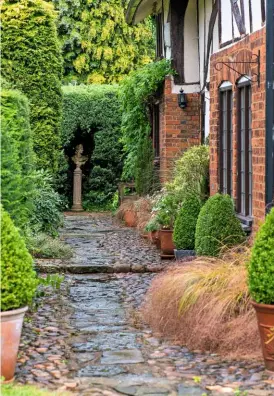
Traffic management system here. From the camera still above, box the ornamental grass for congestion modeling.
[142,245,261,358]
[116,197,153,231]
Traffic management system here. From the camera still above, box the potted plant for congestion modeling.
[145,216,160,246]
[173,195,201,260]
[156,194,178,257]
[1,207,37,382]
[248,207,274,371]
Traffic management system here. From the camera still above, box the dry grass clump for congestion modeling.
[116,197,152,231]
[142,245,261,358]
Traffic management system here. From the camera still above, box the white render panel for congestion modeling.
[198,0,205,87]
[212,13,219,55]
[184,0,199,83]
[164,22,172,59]
[205,0,212,83]
[232,11,240,38]
[204,87,210,139]
[243,0,251,34]
[251,0,263,32]
[220,0,233,44]
[171,82,200,94]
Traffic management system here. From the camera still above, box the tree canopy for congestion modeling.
[52,0,155,84]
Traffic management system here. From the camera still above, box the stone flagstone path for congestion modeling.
[16,213,274,395]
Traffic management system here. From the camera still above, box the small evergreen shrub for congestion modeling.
[26,233,73,259]
[1,0,63,173]
[195,194,245,257]
[248,208,274,304]
[173,195,201,250]
[1,207,37,312]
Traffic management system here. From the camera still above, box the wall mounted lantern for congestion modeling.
[178,88,187,109]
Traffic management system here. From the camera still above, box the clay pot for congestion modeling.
[160,229,175,256]
[124,210,137,227]
[0,306,28,382]
[252,301,274,372]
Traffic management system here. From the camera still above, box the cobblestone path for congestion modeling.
[17,214,274,395]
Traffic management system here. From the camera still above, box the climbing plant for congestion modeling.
[61,85,123,209]
[52,0,155,84]
[119,59,173,187]
[1,0,63,173]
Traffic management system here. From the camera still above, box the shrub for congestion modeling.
[154,193,178,229]
[248,208,274,304]
[195,194,245,256]
[26,233,73,259]
[145,216,160,232]
[173,195,201,250]
[61,85,123,209]
[1,0,63,173]
[29,171,63,236]
[142,246,260,357]
[166,145,209,203]
[1,88,35,229]
[1,207,37,312]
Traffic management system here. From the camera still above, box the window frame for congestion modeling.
[236,79,252,224]
[219,82,233,196]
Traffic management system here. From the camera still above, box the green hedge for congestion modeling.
[1,0,63,173]
[173,195,201,250]
[195,194,245,256]
[248,208,274,304]
[1,89,35,228]
[61,85,123,208]
[1,207,37,312]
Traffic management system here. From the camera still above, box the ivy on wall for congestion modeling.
[1,0,63,173]
[1,89,35,228]
[61,85,123,208]
[52,0,155,84]
[119,59,173,192]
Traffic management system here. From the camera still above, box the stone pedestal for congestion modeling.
[72,167,83,212]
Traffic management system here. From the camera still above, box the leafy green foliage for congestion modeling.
[1,207,37,312]
[26,233,73,259]
[1,89,36,229]
[248,208,274,304]
[173,195,201,250]
[145,216,160,232]
[1,383,68,396]
[135,136,157,195]
[1,0,63,173]
[29,171,64,236]
[120,59,173,180]
[61,85,123,208]
[166,145,209,203]
[52,0,155,84]
[154,193,179,229]
[195,194,245,257]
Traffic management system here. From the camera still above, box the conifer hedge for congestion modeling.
[1,0,63,173]
[1,88,35,228]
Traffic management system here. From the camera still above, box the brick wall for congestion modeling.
[209,27,266,229]
[159,76,201,182]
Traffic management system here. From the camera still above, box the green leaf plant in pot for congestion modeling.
[155,194,178,257]
[1,207,37,382]
[248,207,274,371]
[145,216,160,247]
[173,194,201,260]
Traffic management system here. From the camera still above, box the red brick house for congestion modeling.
[126,0,274,230]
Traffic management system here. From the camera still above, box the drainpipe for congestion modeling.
[265,0,274,212]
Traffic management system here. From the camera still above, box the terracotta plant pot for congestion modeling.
[160,229,175,256]
[124,210,137,227]
[252,301,274,372]
[0,306,28,382]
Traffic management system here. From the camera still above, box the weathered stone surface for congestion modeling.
[78,365,127,377]
[101,349,144,365]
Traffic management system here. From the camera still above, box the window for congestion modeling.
[219,83,233,196]
[237,81,252,218]
[155,13,163,59]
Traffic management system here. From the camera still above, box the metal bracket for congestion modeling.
[214,51,260,86]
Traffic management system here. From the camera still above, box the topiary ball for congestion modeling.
[1,207,37,312]
[195,193,245,257]
[173,195,201,250]
[248,207,274,304]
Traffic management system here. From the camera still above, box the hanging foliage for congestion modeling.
[52,0,155,84]
[1,0,63,173]
[119,59,173,184]
[61,85,123,209]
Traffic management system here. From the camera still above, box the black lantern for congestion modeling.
[178,88,187,109]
